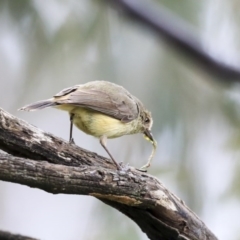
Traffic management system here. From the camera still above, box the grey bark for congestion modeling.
[0,108,218,240]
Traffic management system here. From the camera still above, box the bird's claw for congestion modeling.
[118,162,132,172]
[69,138,75,144]
[136,167,148,173]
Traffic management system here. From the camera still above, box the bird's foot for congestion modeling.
[136,168,147,173]
[118,162,133,172]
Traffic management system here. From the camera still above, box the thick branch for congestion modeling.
[110,0,240,81]
[0,153,155,204]
[0,108,218,240]
[0,153,217,240]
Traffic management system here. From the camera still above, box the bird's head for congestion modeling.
[140,110,155,143]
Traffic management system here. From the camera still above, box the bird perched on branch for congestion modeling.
[20,80,157,171]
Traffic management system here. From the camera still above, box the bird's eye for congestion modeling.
[145,117,150,123]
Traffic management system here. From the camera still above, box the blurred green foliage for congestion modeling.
[0,0,240,239]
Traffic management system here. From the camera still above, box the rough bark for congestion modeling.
[0,108,218,240]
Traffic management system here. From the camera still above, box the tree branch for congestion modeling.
[0,108,218,240]
[109,0,240,81]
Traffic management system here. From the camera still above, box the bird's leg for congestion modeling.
[69,113,75,144]
[100,135,121,170]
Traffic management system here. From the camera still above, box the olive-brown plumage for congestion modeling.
[20,81,157,170]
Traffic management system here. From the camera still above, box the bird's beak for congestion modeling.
[144,129,154,142]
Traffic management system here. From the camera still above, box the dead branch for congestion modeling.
[0,108,218,240]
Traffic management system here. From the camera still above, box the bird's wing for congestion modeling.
[53,85,139,123]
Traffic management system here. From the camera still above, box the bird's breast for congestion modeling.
[71,107,140,138]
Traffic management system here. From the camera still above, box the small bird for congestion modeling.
[20,81,157,171]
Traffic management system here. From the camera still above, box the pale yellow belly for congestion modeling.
[55,105,138,138]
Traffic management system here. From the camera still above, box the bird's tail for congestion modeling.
[19,98,56,111]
